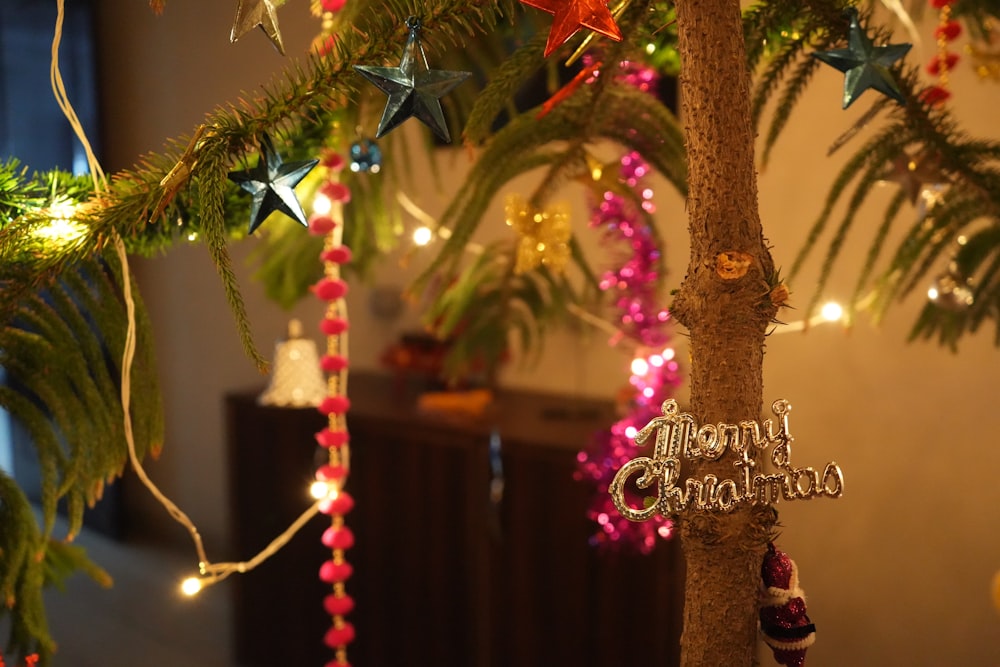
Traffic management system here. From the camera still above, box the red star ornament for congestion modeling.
[521,0,623,57]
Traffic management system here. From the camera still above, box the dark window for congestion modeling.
[0,0,100,172]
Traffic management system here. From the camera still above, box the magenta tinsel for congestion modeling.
[575,59,682,553]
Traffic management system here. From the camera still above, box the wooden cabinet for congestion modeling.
[226,373,681,666]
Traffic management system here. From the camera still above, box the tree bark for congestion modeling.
[670,0,779,664]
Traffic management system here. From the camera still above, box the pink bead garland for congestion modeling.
[320,317,349,335]
[315,428,350,448]
[313,277,349,301]
[310,214,338,236]
[324,592,356,616]
[319,395,351,415]
[319,560,354,583]
[323,623,356,648]
[322,526,356,550]
[312,150,355,666]
[321,354,350,372]
[319,491,354,516]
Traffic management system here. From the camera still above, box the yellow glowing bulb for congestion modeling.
[180,577,203,597]
[819,302,843,322]
[412,226,434,246]
[35,203,86,247]
[631,357,650,376]
[310,481,330,500]
[313,194,332,215]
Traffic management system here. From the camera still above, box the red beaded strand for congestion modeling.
[312,150,355,667]
[924,0,962,105]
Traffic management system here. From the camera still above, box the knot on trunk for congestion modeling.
[715,251,753,280]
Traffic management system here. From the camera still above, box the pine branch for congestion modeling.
[850,188,906,320]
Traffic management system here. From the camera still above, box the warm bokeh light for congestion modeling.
[180,577,203,597]
[412,225,434,246]
[310,480,330,500]
[820,301,843,322]
[313,193,332,215]
[34,200,86,247]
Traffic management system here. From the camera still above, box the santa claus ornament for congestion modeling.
[759,543,816,667]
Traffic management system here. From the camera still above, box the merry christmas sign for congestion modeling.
[610,399,843,518]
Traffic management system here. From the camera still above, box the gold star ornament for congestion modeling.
[504,194,571,274]
[231,0,286,55]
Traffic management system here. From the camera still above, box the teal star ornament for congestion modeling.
[230,0,285,55]
[812,10,912,109]
[228,134,319,234]
[353,17,471,143]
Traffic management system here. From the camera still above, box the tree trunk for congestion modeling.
[670,0,779,664]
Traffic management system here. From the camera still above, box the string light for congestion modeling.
[770,300,846,333]
[180,576,203,597]
[412,225,434,246]
[47,0,347,616]
[819,301,843,322]
[34,199,86,247]
[313,192,333,216]
[310,480,334,500]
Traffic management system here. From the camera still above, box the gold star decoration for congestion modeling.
[231,0,286,55]
[504,194,571,274]
[575,151,623,195]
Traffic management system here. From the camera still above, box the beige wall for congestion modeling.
[94,2,1000,664]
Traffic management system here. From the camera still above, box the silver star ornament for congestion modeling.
[812,10,911,109]
[228,134,319,234]
[231,0,285,55]
[354,17,471,143]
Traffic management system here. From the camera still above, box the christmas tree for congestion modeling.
[2,0,1000,665]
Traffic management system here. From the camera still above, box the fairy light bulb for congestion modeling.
[412,225,434,246]
[35,199,86,247]
[313,193,332,216]
[180,576,203,597]
[819,301,843,322]
[630,356,650,376]
[310,480,331,500]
